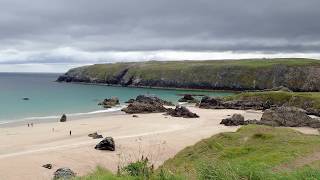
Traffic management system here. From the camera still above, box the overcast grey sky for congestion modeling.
[1,0,320,72]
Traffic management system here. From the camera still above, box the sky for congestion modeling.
[0,0,320,72]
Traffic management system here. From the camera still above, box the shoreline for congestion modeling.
[56,81,241,93]
[0,106,125,128]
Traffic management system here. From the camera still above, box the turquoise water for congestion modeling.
[0,73,234,123]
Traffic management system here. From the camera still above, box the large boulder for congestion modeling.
[220,114,245,126]
[122,102,167,114]
[178,94,199,103]
[99,97,120,108]
[166,106,199,118]
[260,106,320,128]
[60,114,67,122]
[95,137,115,151]
[53,168,76,180]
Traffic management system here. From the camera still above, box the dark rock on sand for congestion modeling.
[260,106,320,128]
[122,95,173,114]
[178,94,199,103]
[122,102,167,114]
[88,132,103,139]
[53,168,76,180]
[60,114,67,122]
[166,106,199,118]
[220,114,245,126]
[135,95,174,106]
[42,164,52,169]
[132,115,139,118]
[99,97,119,108]
[95,137,115,151]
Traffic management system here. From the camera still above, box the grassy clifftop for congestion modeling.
[58,58,320,91]
[76,126,320,180]
[226,91,320,110]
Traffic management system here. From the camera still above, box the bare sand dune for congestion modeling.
[0,107,317,180]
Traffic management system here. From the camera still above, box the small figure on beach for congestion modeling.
[31,123,33,127]
[27,123,30,127]
[69,130,72,136]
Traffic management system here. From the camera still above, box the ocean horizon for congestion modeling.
[0,72,234,124]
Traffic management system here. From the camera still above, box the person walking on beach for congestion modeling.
[69,130,72,136]
[27,123,30,127]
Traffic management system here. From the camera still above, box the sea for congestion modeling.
[0,73,234,125]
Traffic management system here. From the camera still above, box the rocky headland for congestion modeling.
[57,58,320,91]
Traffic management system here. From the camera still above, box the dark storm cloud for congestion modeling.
[0,0,319,53]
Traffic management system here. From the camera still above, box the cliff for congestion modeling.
[57,58,320,91]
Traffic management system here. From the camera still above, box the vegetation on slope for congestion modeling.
[76,126,320,180]
[58,58,320,91]
[226,91,320,110]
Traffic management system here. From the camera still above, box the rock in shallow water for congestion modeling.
[99,97,119,108]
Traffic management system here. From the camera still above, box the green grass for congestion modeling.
[225,91,320,109]
[76,126,320,180]
[161,125,320,179]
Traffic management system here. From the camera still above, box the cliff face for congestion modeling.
[57,58,320,91]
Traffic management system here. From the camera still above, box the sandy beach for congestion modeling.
[0,107,318,180]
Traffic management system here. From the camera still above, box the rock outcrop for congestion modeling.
[166,106,199,118]
[57,59,320,91]
[99,97,120,108]
[95,137,115,151]
[260,106,320,128]
[122,102,167,114]
[199,96,272,110]
[60,114,67,122]
[53,168,76,180]
[122,95,173,114]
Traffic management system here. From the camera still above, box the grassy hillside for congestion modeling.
[58,58,320,91]
[225,91,320,110]
[76,126,320,180]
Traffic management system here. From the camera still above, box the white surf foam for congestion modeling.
[0,105,126,125]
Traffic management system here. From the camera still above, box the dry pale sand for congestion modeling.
[0,107,317,180]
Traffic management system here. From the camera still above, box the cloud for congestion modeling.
[0,0,320,71]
